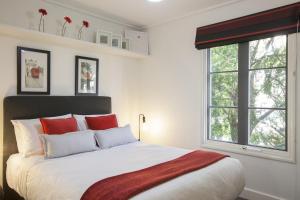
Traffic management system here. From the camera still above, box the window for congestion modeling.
[205,34,296,162]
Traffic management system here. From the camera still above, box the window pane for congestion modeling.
[249,109,286,150]
[211,72,238,106]
[249,68,286,108]
[250,35,286,69]
[209,108,238,143]
[210,44,238,72]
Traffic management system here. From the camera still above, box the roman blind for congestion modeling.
[195,2,300,50]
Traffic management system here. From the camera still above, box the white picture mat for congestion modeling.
[21,50,48,92]
[112,34,122,48]
[77,58,97,94]
[96,30,112,46]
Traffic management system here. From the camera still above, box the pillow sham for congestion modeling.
[40,130,97,159]
[11,114,72,157]
[40,117,78,134]
[94,125,137,149]
[85,114,118,130]
[73,114,110,131]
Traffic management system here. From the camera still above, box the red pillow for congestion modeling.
[40,117,78,134]
[85,114,118,130]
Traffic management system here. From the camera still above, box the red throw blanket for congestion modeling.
[81,150,228,200]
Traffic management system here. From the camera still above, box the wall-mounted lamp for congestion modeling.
[138,114,146,141]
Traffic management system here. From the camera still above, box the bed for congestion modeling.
[3,96,245,200]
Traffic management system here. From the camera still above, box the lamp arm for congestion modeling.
[138,114,145,141]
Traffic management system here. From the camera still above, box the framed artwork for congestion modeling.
[112,34,122,48]
[75,56,99,96]
[96,30,112,46]
[17,46,50,95]
[122,38,130,50]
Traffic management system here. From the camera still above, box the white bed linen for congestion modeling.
[7,142,245,200]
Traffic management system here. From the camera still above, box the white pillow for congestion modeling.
[40,130,97,159]
[73,114,111,131]
[94,125,137,149]
[11,114,72,157]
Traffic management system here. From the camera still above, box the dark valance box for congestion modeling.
[195,2,300,50]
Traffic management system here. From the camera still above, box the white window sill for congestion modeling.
[202,140,295,163]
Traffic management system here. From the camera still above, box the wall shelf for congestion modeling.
[0,24,148,59]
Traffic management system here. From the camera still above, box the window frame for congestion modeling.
[201,34,297,163]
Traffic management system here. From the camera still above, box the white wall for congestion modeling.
[140,0,300,200]
[0,0,142,188]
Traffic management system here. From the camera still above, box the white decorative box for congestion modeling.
[125,30,149,55]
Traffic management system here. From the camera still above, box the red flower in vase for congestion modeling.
[83,20,89,28]
[64,16,72,24]
[38,8,47,32]
[62,16,72,36]
[78,20,89,39]
[39,8,48,16]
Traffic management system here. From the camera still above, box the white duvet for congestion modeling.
[7,142,245,200]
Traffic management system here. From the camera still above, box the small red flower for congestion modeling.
[39,8,47,16]
[83,20,89,28]
[64,16,72,24]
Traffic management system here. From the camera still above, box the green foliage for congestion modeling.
[209,35,287,150]
[249,109,286,150]
[211,44,238,72]
[211,73,238,106]
[210,108,238,143]
[250,36,286,69]
[249,69,286,108]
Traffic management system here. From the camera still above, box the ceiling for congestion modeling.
[50,0,240,28]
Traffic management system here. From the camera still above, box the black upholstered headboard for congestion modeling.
[3,96,111,200]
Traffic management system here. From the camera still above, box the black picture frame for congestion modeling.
[75,56,99,96]
[17,46,51,95]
